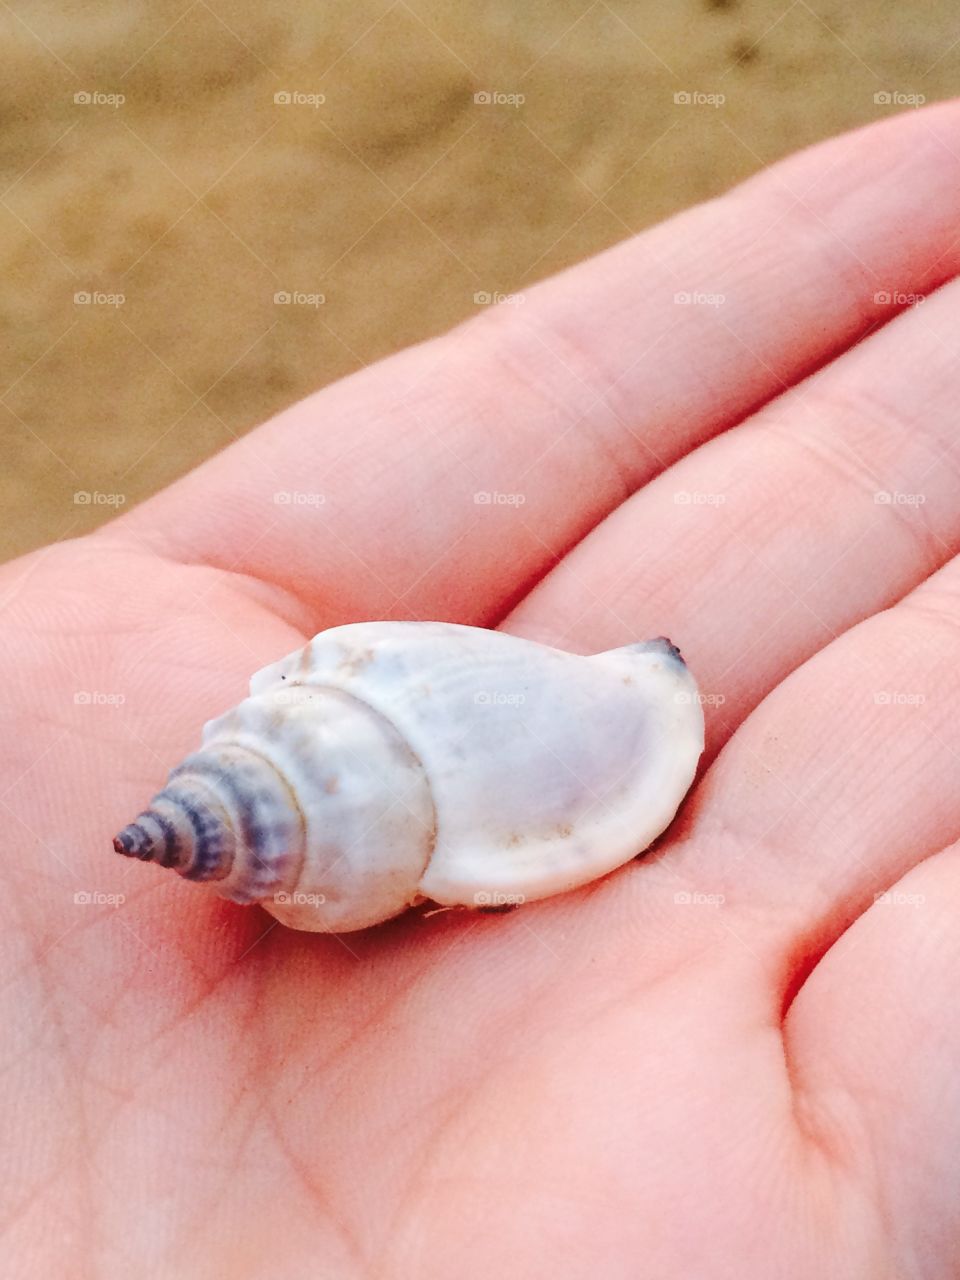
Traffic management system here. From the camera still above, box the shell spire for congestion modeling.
[112,779,236,881]
[113,745,307,905]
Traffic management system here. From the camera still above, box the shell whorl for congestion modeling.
[113,679,438,929]
[113,743,304,904]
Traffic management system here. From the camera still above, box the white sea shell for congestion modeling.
[114,622,705,932]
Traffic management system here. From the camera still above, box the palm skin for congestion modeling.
[4,103,960,1279]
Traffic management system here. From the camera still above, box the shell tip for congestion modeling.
[645,636,685,664]
[113,823,156,862]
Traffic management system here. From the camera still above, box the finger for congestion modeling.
[507,269,960,759]
[784,842,960,1275]
[111,102,960,629]
[662,551,960,981]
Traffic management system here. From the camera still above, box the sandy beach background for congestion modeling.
[1,0,955,561]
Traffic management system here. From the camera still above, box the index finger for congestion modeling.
[110,102,960,631]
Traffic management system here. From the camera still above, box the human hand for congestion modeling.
[3,102,960,1278]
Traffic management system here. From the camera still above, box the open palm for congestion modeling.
[4,103,960,1279]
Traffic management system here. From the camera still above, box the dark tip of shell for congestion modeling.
[113,823,156,861]
[641,636,685,664]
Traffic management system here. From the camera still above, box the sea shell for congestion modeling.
[113,622,704,932]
